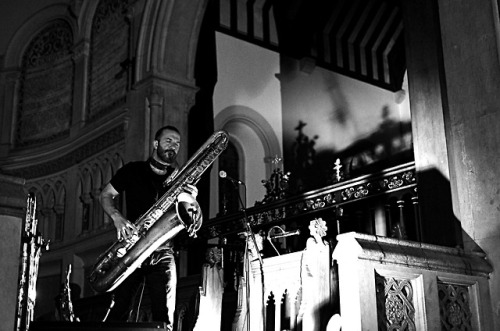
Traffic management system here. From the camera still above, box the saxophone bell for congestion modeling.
[89,195,202,293]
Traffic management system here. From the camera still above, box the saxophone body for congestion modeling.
[89,130,229,293]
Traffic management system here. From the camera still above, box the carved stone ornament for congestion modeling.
[375,272,416,331]
[438,281,473,330]
[146,85,164,106]
[72,41,90,61]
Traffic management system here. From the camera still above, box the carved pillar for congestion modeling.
[41,207,54,241]
[91,188,102,230]
[0,70,20,154]
[146,85,164,156]
[0,174,25,331]
[127,77,198,163]
[411,192,422,241]
[373,204,387,236]
[396,198,407,239]
[71,40,90,133]
[54,204,65,241]
[64,167,79,241]
[80,193,92,234]
[401,0,460,247]
[403,2,500,327]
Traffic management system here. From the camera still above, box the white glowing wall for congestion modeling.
[214,32,282,208]
[212,32,411,210]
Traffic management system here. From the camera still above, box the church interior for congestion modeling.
[1,0,500,330]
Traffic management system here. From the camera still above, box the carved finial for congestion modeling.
[271,155,282,171]
[308,217,328,238]
[333,158,343,183]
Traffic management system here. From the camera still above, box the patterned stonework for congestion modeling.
[438,281,473,330]
[375,272,416,330]
[16,20,74,147]
[87,0,131,121]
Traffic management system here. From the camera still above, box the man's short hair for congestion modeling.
[154,125,180,141]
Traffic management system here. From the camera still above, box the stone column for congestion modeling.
[0,174,25,331]
[402,1,500,328]
[0,70,20,155]
[127,76,198,163]
[401,0,460,248]
[70,40,90,134]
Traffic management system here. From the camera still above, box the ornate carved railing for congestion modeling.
[202,162,417,241]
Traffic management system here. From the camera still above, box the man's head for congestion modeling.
[153,126,181,165]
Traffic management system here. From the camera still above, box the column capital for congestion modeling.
[3,70,21,84]
[72,40,90,62]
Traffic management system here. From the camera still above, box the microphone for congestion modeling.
[269,229,301,239]
[219,170,243,185]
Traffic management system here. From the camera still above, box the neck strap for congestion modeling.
[149,157,170,172]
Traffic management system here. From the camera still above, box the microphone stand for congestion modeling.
[228,178,264,331]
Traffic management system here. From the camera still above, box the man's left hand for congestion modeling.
[184,184,198,198]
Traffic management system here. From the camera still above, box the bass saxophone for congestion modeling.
[89,130,229,293]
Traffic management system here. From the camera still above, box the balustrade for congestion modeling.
[203,162,418,252]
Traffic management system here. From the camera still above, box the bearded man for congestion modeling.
[99,125,195,330]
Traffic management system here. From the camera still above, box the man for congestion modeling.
[100,125,196,330]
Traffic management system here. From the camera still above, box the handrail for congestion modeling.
[202,162,416,238]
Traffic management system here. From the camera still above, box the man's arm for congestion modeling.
[100,183,137,241]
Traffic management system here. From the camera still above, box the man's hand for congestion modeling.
[99,183,138,242]
[183,184,198,198]
[113,215,138,241]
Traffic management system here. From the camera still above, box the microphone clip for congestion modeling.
[219,170,243,185]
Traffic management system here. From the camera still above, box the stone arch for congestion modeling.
[15,20,75,148]
[77,1,101,42]
[213,105,281,206]
[215,105,282,178]
[2,8,76,149]
[3,4,77,68]
[135,0,209,82]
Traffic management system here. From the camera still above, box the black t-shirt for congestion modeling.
[110,161,176,252]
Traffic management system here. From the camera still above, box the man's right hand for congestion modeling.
[100,183,138,242]
[112,214,137,241]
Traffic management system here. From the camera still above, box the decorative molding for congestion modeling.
[3,125,125,179]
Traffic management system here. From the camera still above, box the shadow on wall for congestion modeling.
[416,167,485,252]
[288,105,413,193]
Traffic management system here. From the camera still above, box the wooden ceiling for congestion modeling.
[215,0,406,92]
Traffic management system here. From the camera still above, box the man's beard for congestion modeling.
[157,146,177,164]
